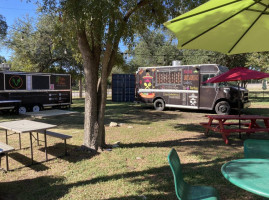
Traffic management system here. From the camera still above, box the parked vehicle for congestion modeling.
[0,70,72,114]
[135,64,250,115]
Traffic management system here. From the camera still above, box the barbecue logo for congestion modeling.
[9,75,23,89]
[143,73,153,89]
[189,93,198,106]
[140,72,155,99]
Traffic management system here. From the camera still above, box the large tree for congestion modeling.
[7,15,80,72]
[0,14,7,40]
[41,0,204,151]
[0,55,6,63]
[128,30,182,68]
[181,49,248,69]
[0,14,8,60]
[246,52,269,72]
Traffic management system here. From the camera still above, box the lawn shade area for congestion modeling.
[0,98,268,200]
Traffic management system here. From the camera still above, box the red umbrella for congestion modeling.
[204,67,269,137]
[204,67,269,84]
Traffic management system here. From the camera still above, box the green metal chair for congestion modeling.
[167,148,219,200]
[244,139,269,158]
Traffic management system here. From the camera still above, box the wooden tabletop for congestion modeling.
[0,120,57,133]
[206,115,269,120]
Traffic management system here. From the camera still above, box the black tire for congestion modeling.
[18,106,27,114]
[154,99,165,111]
[32,105,40,112]
[215,101,231,115]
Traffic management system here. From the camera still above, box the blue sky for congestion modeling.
[0,0,38,60]
[0,0,127,62]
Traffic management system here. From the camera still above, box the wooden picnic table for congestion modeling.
[200,115,269,144]
[0,120,56,164]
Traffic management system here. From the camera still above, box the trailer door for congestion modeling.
[199,74,218,109]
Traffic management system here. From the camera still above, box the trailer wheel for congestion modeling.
[215,101,231,115]
[18,106,27,115]
[32,105,40,112]
[154,99,165,111]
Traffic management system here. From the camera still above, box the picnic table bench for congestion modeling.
[200,115,269,144]
[0,141,15,171]
[36,130,72,156]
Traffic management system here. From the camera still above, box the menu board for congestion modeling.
[32,75,50,89]
[50,75,70,90]
[170,71,182,84]
[157,71,182,84]
[5,74,26,90]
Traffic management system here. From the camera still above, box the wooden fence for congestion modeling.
[72,89,112,98]
[248,91,269,99]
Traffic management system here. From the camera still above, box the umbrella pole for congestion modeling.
[238,81,241,139]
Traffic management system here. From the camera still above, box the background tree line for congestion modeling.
[0,0,268,151]
[1,11,269,82]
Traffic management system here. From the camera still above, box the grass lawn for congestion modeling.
[0,98,268,200]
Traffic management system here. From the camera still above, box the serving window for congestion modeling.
[201,74,216,87]
[32,75,50,89]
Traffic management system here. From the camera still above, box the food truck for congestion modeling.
[136,64,251,115]
[0,68,72,114]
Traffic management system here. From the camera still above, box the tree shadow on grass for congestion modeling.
[118,135,243,150]
[37,143,99,164]
[249,96,269,103]
[8,153,50,172]
[34,112,84,130]
[0,157,235,200]
[243,107,269,116]
[173,123,269,146]
[31,103,181,129]
[6,144,99,172]
[0,155,261,200]
[105,109,181,126]
[174,123,206,134]
[118,121,246,150]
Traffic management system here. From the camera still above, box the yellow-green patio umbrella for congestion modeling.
[164,0,269,55]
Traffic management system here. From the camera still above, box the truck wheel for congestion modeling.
[32,105,40,112]
[154,99,165,111]
[18,106,27,114]
[215,101,230,115]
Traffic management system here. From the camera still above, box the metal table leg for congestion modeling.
[64,139,67,155]
[19,133,21,149]
[44,130,48,161]
[5,153,9,171]
[5,129,8,144]
[29,132,33,164]
[37,132,39,146]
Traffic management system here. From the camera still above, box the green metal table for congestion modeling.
[222,159,269,198]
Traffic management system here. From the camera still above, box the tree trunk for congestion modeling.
[97,78,108,148]
[79,76,83,98]
[96,44,112,148]
[77,31,100,150]
[83,69,99,150]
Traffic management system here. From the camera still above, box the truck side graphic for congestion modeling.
[136,64,251,115]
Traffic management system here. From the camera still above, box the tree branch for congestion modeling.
[123,0,150,22]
